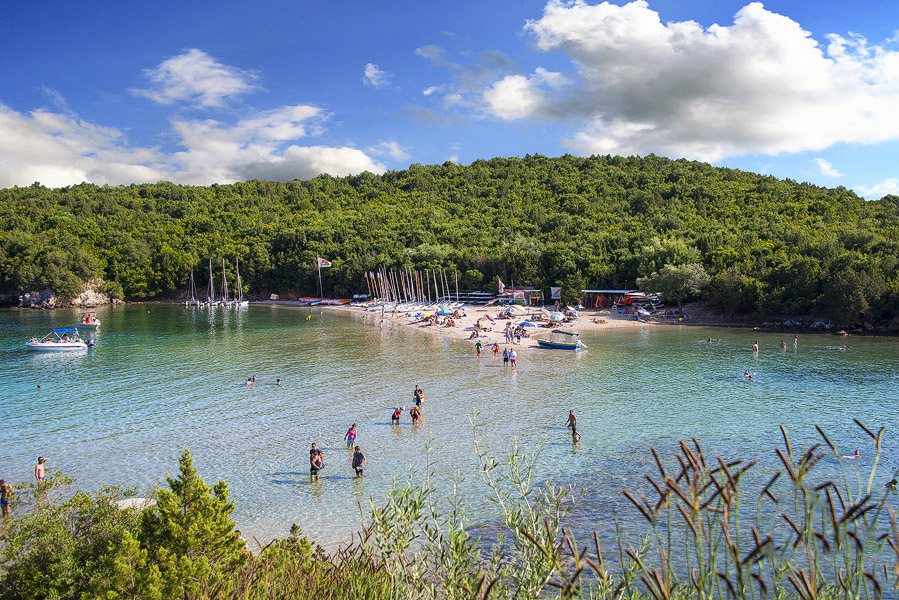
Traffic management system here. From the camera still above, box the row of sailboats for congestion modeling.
[186,258,249,308]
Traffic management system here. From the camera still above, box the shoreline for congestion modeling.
[278,301,830,352]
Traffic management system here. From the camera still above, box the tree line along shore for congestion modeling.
[2,154,898,325]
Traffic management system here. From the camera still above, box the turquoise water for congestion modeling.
[1,304,897,546]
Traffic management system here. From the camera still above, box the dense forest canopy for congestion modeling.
[1,154,898,321]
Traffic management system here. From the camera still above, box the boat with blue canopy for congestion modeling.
[25,328,91,352]
[536,329,587,350]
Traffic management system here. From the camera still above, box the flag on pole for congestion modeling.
[498,279,505,293]
[317,257,331,268]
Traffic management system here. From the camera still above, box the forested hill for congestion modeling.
[1,154,898,321]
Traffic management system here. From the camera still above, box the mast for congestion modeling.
[188,260,197,302]
[222,258,228,303]
[208,258,214,303]
[235,257,242,302]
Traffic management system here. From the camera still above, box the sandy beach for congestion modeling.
[307,302,695,352]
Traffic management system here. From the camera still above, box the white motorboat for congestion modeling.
[76,311,101,329]
[26,328,91,352]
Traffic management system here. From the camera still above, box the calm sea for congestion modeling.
[1,304,897,546]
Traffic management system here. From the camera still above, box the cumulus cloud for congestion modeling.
[368,140,409,161]
[0,103,169,188]
[468,1,899,161]
[813,158,843,177]
[0,101,384,188]
[132,48,258,108]
[856,178,899,199]
[363,63,391,88]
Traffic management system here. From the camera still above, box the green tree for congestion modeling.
[100,448,247,599]
[638,263,710,307]
[0,474,141,600]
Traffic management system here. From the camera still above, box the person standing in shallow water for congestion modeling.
[352,446,366,477]
[35,457,47,482]
[309,444,323,482]
[344,424,357,447]
[0,479,11,515]
[566,411,577,429]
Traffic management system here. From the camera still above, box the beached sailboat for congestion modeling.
[536,329,587,350]
[204,258,215,306]
[76,311,101,329]
[185,261,200,306]
[234,257,249,307]
[26,328,91,352]
[220,258,232,307]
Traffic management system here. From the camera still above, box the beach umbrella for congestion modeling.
[550,311,565,321]
[437,308,452,315]
[519,321,536,327]
[636,307,651,316]
[478,315,495,322]
[507,305,526,313]
[413,312,423,317]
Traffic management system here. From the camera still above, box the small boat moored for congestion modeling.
[25,328,92,352]
[76,311,101,329]
[536,329,587,350]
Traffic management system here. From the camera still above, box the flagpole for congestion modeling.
[318,259,323,299]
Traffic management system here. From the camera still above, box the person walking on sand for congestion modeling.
[310,444,324,482]
[566,411,577,429]
[344,424,357,447]
[35,456,48,482]
[352,446,366,477]
[510,349,517,366]
[0,479,11,515]
[503,347,509,366]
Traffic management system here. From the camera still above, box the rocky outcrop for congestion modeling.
[18,279,120,308]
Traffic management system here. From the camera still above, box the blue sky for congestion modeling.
[2,0,899,197]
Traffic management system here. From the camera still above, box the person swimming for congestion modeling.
[744,370,756,382]
[276,378,281,386]
[841,449,860,460]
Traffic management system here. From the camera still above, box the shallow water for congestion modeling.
[2,304,897,546]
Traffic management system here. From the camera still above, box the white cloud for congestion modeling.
[856,178,899,199]
[368,140,409,161]
[470,1,899,161]
[484,68,566,119]
[0,101,384,188]
[813,158,843,177]
[423,85,442,96]
[363,63,391,88]
[132,49,258,108]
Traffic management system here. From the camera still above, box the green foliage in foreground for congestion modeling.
[2,154,899,320]
[1,423,897,599]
